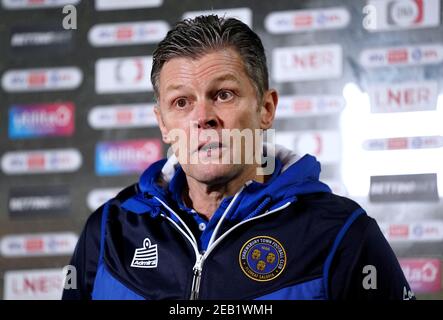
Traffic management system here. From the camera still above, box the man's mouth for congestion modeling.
[198,141,224,152]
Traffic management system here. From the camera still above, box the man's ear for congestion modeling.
[260,89,278,130]
[154,106,170,144]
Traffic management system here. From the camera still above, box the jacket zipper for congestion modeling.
[190,254,203,300]
[154,194,292,300]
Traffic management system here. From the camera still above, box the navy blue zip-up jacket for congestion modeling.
[63,145,414,300]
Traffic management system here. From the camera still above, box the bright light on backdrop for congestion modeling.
[340,82,443,198]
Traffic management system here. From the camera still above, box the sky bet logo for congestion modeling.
[9,103,75,139]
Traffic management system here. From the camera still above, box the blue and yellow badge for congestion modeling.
[239,236,286,282]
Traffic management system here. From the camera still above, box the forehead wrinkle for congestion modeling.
[161,49,248,93]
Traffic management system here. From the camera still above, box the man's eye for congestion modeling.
[175,98,187,108]
[216,90,234,102]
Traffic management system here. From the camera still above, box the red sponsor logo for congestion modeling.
[27,154,45,169]
[387,49,408,63]
[389,224,409,238]
[116,109,133,124]
[294,14,313,27]
[12,274,63,296]
[388,87,431,107]
[116,27,134,40]
[387,138,408,149]
[25,239,44,252]
[291,51,335,70]
[293,99,313,112]
[400,259,441,293]
[28,73,47,86]
[375,86,432,110]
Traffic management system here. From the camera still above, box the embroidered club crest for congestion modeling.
[239,236,286,281]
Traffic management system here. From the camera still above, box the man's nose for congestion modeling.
[194,100,219,129]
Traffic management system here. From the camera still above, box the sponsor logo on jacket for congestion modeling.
[131,238,158,268]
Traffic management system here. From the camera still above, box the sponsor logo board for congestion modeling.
[95,139,162,176]
[88,103,156,129]
[369,173,439,202]
[95,0,163,11]
[8,185,71,216]
[265,7,350,33]
[2,67,82,92]
[4,269,65,300]
[9,102,75,139]
[0,232,78,257]
[364,0,440,32]
[275,131,341,164]
[368,81,438,113]
[360,44,443,68]
[1,148,82,175]
[400,258,441,293]
[276,95,344,118]
[95,56,152,94]
[273,44,342,82]
[88,21,168,47]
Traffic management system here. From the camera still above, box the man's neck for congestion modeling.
[183,165,266,220]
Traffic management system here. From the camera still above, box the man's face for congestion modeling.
[154,48,275,186]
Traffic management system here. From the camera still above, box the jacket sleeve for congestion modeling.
[329,215,415,300]
[61,208,102,300]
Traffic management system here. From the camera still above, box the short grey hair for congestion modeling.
[151,15,269,103]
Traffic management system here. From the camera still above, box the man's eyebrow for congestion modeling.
[210,74,241,85]
[165,84,186,92]
[164,74,241,92]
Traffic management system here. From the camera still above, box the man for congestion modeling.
[63,15,414,300]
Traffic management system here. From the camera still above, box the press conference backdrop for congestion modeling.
[0,0,442,300]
